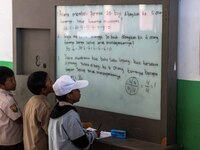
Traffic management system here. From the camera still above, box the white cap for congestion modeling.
[53,75,89,96]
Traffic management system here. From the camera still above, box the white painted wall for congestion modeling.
[0,0,12,62]
[178,0,200,80]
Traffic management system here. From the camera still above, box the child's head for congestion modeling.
[0,66,16,91]
[27,71,53,95]
[53,75,88,104]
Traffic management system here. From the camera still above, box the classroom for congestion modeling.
[0,0,199,149]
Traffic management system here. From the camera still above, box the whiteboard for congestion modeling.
[56,5,162,120]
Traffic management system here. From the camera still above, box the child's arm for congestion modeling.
[4,99,22,123]
[63,114,97,149]
[15,116,23,124]
[82,122,92,129]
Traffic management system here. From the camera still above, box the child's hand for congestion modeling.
[82,122,92,129]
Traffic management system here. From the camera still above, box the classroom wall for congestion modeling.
[0,0,199,149]
[177,0,200,149]
[0,0,13,68]
[177,80,200,149]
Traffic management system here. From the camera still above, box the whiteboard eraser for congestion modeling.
[111,129,127,138]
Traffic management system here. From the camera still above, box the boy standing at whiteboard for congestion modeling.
[0,66,23,150]
[48,75,100,150]
[23,71,53,150]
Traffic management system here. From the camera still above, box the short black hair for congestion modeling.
[0,66,14,85]
[27,71,48,95]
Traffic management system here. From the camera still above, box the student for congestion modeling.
[48,75,100,150]
[0,66,23,150]
[23,71,53,150]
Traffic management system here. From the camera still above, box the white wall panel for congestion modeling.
[0,0,12,61]
[178,0,200,80]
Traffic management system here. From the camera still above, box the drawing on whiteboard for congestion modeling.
[125,77,139,95]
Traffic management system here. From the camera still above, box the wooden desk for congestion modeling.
[90,137,183,150]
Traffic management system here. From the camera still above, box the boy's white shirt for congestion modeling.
[0,88,23,145]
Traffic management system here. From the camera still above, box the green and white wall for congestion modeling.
[177,0,200,149]
[0,0,199,149]
[0,0,12,68]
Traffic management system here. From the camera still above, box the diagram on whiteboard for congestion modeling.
[125,77,139,95]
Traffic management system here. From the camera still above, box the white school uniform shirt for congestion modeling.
[0,89,23,145]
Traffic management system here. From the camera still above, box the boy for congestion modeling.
[0,66,23,150]
[48,75,100,150]
[23,71,53,150]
